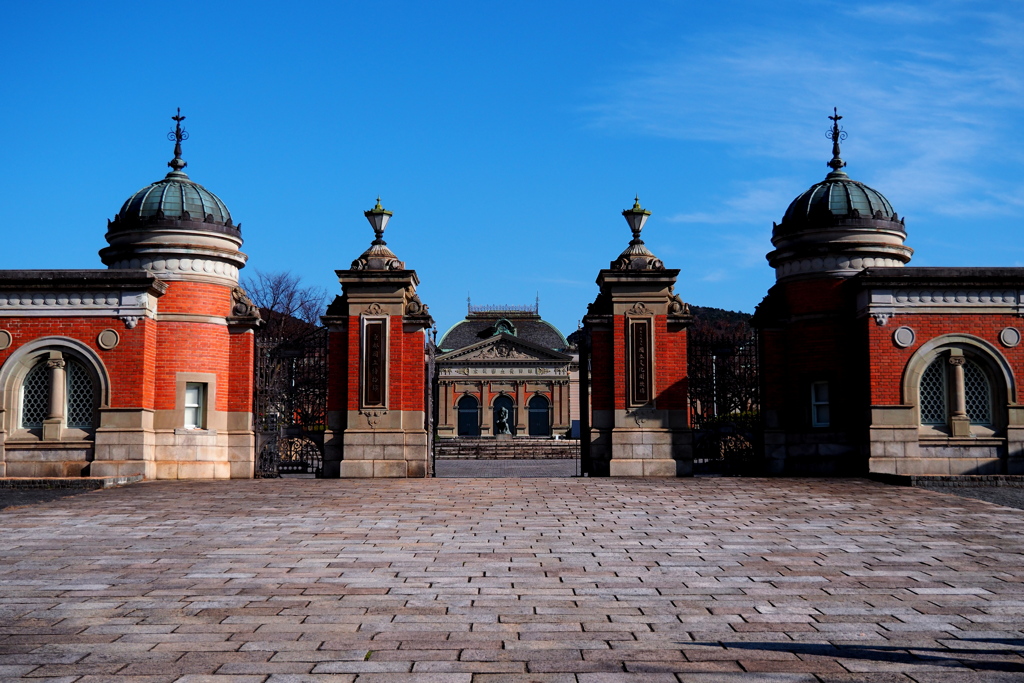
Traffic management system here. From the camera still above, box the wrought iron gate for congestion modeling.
[688,322,760,475]
[253,325,328,477]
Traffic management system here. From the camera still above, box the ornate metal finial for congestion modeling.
[167,108,189,173]
[827,107,847,174]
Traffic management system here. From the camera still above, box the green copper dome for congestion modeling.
[106,110,239,238]
[117,170,232,226]
[766,110,913,280]
[776,169,900,237]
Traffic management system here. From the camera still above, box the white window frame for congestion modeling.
[184,382,205,430]
[811,381,830,428]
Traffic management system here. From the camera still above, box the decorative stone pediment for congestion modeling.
[436,333,572,363]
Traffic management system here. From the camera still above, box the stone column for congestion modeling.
[515,382,526,435]
[948,350,971,437]
[42,353,66,441]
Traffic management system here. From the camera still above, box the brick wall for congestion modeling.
[867,313,1024,405]
[0,316,156,409]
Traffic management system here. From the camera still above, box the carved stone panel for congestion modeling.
[628,319,652,406]
[362,319,387,408]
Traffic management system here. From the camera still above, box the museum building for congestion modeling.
[0,112,260,480]
[435,304,578,439]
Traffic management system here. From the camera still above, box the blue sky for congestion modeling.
[3,1,1022,336]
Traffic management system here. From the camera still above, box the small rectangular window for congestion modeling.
[811,381,830,427]
[184,382,205,429]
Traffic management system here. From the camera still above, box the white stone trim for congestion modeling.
[110,257,239,282]
[858,288,1024,320]
[0,289,155,320]
[893,289,1020,305]
[777,256,905,279]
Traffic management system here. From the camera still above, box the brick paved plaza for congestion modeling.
[2,477,1023,682]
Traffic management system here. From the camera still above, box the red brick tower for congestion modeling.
[581,198,693,476]
[95,110,261,478]
[753,110,913,474]
[322,200,434,478]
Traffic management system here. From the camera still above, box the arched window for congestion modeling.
[528,395,550,436]
[457,395,479,437]
[492,394,515,436]
[19,355,97,431]
[919,353,993,428]
[66,360,97,429]
[20,362,49,429]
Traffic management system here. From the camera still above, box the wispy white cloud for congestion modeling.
[585,1,1024,221]
[666,178,796,226]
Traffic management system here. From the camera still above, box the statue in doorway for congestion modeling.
[495,406,511,435]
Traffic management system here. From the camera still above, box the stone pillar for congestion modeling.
[515,382,527,434]
[42,353,66,441]
[581,198,693,476]
[322,200,434,478]
[948,350,971,437]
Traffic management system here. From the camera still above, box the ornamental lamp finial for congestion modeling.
[364,196,393,243]
[622,194,652,243]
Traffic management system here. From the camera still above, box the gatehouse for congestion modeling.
[2,108,1023,481]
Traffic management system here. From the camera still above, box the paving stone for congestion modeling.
[0,478,1023,680]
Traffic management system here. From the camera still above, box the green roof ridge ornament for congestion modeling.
[827,107,848,176]
[167,108,189,176]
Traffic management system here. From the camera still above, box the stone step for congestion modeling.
[435,439,580,460]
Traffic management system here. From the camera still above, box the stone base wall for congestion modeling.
[338,428,429,478]
[764,429,861,475]
[870,438,1005,475]
[1,445,93,478]
[867,406,1016,476]
[608,428,693,477]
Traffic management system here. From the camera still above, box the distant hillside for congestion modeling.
[565,305,752,349]
[689,305,751,325]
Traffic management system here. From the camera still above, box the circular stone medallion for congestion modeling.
[97,328,120,350]
[1000,327,1021,348]
[893,326,916,348]
[0,330,11,350]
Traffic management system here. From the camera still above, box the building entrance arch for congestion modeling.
[457,394,480,436]
[528,394,550,436]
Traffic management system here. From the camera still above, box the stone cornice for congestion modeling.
[0,286,158,324]
[857,286,1024,325]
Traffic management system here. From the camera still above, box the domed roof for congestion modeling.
[766,110,913,280]
[778,171,898,235]
[100,110,248,282]
[106,110,239,238]
[438,305,568,352]
[774,112,902,239]
[118,171,231,226]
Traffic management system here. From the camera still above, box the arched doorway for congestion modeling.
[528,394,550,436]
[492,394,515,436]
[457,394,480,436]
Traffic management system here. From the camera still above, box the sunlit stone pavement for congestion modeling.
[1,477,1023,682]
